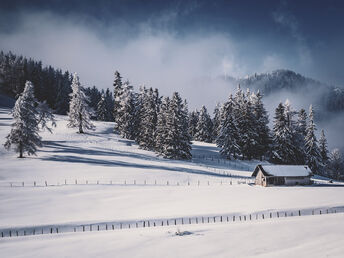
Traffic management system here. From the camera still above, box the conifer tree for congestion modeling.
[117,81,136,139]
[194,106,213,143]
[155,97,170,154]
[67,73,95,133]
[319,129,329,163]
[271,102,295,164]
[113,70,123,128]
[163,92,192,159]
[251,90,270,160]
[4,81,41,158]
[305,105,322,173]
[137,87,158,150]
[96,93,107,121]
[295,108,308,163]
[216,94,239,159]
[188,110,199,139]
[212,103,221,141]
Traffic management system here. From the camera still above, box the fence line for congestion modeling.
[1,206,342,239]
[1,178,255,188]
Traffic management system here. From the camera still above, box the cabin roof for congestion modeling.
[252,165,312,177]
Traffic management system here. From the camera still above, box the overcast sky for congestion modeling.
[1,0,344,110]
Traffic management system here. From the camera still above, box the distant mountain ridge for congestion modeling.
[225,69,344,114]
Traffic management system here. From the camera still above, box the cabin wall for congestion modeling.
[284,177,311,186]
[255,169,266,186]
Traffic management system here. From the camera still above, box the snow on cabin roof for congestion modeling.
[252,165,312,177]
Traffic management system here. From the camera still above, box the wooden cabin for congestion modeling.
[252,165,312,187]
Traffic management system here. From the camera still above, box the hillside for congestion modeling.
[1,108,344,257]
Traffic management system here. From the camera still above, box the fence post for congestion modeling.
[90,225,92,231]
[98,225,100,231]
[45,181,47,186]
[175,219,177,225]
[227,216,229,222]
[181,218,184,225]
[262,214,264,219]
[299,210,301,216]
[270,213,272,218]
[326,209,328,214]
[285,212,287,217]
[33,229,35,235]
[136,223,138,228]
[312,210,314,215]
[75,179,77,185]
[10,182,12,187]
[221,216,223,222]
[120,223,122,229]
[196,217,198,224]
[1,232,3,237]
[56,228,58,234]
[320,210,322,215]
[97,180,99,185]
[34,181,36,187]
[233,216,235,222]
[65,179,67,185]
[106,224,108,230]
[277,212,279,218]
[189,218,191,224]
[9,230,11,237]
[143,221,145,228]
[202,217,204,223]
[208,217,210,223]
[50,228,52,234]
[74,228,76,232]
[83,225,85,232]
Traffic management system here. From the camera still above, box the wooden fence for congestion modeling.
[1,206,343,238]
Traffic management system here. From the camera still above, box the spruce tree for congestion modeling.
[216,94,239,159]
[137,88,158,150]
[155,97,170,154]
[4,81,41,158]
[188,110,199,139]
[295,108,308,163]
[212,103,221,142]
[305,105,322,173]
[96,93,107,121]
[271,102,295,164]
[251,90,270,160]
[194,106,213,143]
[319,129,329,163]
[67,73,95,133]
[113,70,123,129]
[117,81,136,140]
[163,92,192,159]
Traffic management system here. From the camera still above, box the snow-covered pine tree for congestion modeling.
[194,105,213,143]
[188,110,199,139]
[96,93,107,121]
[163,92,192,159]
[212,103,221,142]
[155,96,170,154]
[137,87,158,150]
[328,149,344,180]
[117,81,136,140]
[113,70,123,129]
[216,94,239,159]
[67,73,95,133]
[305,105,322,173]
[251,90,270,160]
[4,81,41,158]
[233,89,257,160]
[295,108,308,163]
[271,102,296,164]
[283,100,303,164]
[105,88,114,121]
[319,129,329,164]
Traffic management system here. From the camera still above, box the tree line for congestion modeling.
[2,50,343,180]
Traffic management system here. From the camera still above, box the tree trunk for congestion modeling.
[79,112,84,133]
[19,144,23,158]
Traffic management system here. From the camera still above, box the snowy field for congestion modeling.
[2,214,344,258]
[1,107,344,257]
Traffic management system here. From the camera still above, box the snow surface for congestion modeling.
[261,165,311,177]
[1,107,344,257]
[1,214,344,258]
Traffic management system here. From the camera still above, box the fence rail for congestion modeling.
[1,206,343,238]
[0,178,255,188]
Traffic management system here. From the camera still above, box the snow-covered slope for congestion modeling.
[1,108,344,257]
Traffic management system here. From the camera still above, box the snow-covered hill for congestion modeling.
[1,108,344,258]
